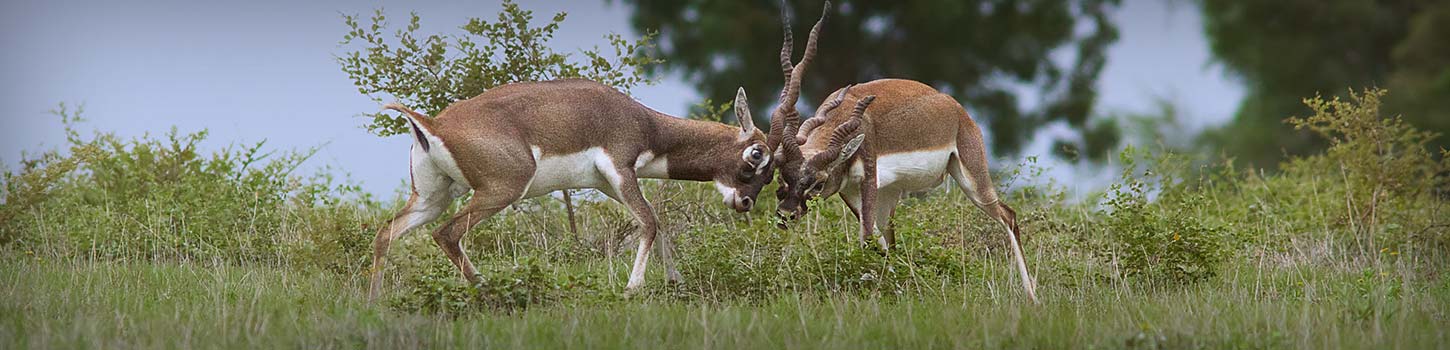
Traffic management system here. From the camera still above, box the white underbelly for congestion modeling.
[522,147,610,198]
[519,147,666,199]
[869,147,953,192]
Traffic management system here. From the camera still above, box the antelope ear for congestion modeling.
[734,87,756,134]
[830,134,866,170]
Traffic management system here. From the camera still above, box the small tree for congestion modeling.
[338,0,661,136]
[339,0,662,233]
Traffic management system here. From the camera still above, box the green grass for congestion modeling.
[5,257,1445,349]
[4,90,1448,348]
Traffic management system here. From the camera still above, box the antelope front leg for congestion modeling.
[604,166,662,290]
[858,156,879,248]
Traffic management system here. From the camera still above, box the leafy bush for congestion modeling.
[0,105,378,268]
[390,258,608,315]
[1285,88,1449,251]
[1088,88,1449,285]
[1101,147,1231,284]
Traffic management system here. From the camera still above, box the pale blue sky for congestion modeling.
[0,0,1242,195]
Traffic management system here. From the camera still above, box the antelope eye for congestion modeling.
[810,182,825,192]
[749,149,763,161]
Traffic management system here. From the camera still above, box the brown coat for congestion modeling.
[777,78,1038,303]
[369,79,776,299]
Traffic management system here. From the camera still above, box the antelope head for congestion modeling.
[764,0,836,225]
[775,94,874,223]
[719,87,773,212]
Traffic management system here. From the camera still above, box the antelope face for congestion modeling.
[714,88,774,213]
[773,160,806,224]
[715,138,772,213]
[774,135,862,224]
[774,95,875,227]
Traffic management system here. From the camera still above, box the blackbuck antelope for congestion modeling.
[772,79,1039,303]
[367,80,775,299]
[367,2,833,300]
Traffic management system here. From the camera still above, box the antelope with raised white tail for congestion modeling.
[770,78,1039,303]
[366,3,833,301]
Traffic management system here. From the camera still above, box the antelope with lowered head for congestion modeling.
[368,80,778,299]
[772,79,1039,303]
[366,1,834,299]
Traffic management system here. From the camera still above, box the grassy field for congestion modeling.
[3,91,1448,348]
[3,254,1445,349]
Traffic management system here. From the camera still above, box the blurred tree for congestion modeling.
[616,0,1122,159]
[1386,4,1450,145]
[338,0,660,137]
[1197,0,1450,167]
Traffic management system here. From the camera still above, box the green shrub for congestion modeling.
[390,258,608,315]
[1102,147,1231,284]
[0,105,379,268]
[1285,88,1449,251]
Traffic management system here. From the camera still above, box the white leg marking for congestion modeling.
[1005,220,1038,303]
[946,155,985,204]
[945,154,980,200]
[627,239,651,289]
[399,202,445,233]
[595,150,626,198]
[642,149,682,282]
[518,146,544,200]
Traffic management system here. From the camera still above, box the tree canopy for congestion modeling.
[1198,0,1450,167]
[617,0,1122,158]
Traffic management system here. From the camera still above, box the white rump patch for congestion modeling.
[409,135,470,200]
